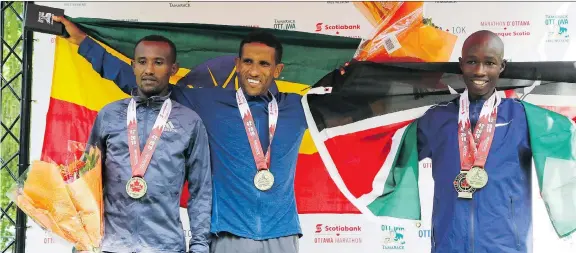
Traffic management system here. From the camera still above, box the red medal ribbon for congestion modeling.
[127,98,172,177]
[457,90,500,171]
[236,89,278,171]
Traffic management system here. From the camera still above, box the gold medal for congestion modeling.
[254,170,274,191]
[126,177,147,199]
[466,166,489,189]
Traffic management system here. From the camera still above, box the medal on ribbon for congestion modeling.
[254,170,275,191]
[455,90,499,199]
[126,98,172,199]
[453,172,476,199]
[126,176,148,199]
[466,166,489,189]
[236,89,278,191]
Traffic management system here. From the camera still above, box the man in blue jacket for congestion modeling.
[416,30,533,253]
[54,16,304,253]
[81,34,212,253]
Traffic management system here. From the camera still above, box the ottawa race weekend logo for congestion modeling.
[381,224,406,250]
[545,14,569,43]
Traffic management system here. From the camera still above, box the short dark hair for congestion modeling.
[134,35,177,63]
[239,30,283,64]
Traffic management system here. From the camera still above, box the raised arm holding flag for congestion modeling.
[305,30,576,253]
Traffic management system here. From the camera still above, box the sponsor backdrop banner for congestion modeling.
[27,1,575,253]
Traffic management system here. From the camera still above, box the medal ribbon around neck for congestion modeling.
[457,89,500,173]
[235,88,278,171]
[127,98,172,178]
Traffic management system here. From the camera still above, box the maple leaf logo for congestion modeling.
[130,180,144,192]
[461,179,470,188]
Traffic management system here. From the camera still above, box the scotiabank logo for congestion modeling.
[315,224,362,233]
[315,224,323,233]
[315,22,361,32]
[313,224,363,244]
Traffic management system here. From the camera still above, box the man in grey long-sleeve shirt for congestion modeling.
[80,34,212,253]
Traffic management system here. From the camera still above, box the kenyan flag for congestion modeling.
[302,60,576,238]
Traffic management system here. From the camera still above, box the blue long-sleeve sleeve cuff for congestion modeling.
[78,36,97,56]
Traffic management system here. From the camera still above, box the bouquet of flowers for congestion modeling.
[7,141,103,252]
[353,1,457,63]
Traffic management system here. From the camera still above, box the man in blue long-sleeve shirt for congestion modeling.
[76,33,212,253]
[415,31,533,253]
[55,16,305,253]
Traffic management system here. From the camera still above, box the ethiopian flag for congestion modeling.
[302,60,576,238]
[41,17,363,213]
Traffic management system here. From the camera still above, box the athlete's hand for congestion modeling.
[52,15,87,45]
[339,61,350,75]
[338,59,360,75]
